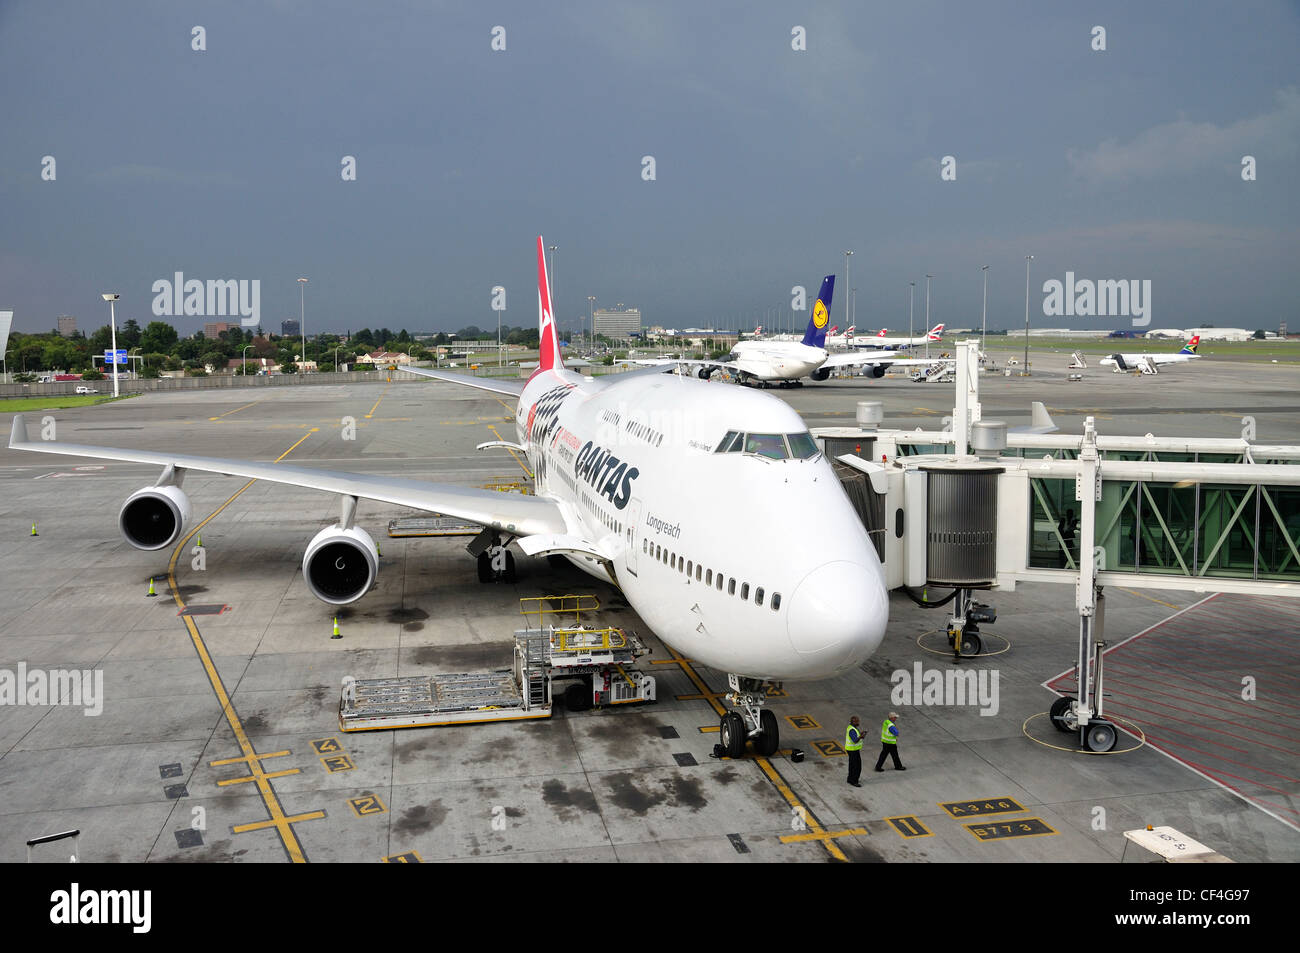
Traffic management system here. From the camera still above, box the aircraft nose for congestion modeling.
[786,560,889,669]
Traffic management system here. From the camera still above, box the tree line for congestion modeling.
[6,321,541,380]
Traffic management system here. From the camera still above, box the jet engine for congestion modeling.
[119,485,191,551]
[302,525,379,604]
[868,365,887,378]
[810,368,831,381]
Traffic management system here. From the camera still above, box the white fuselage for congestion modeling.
[854,334,936,349]
[1099,352,1197,367]
[512,367,888,680]
[724,340,828,381]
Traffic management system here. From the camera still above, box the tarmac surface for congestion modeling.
[1,351,1297,863]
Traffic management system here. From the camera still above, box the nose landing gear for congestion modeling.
[717,675,780,758]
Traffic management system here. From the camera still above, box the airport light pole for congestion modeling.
[333,345,341,372]
[297,277,308,372]
[924,275,933,360]
[908,281,915,348]
[587,296,595,348]
[242,344,253,375]
[981,265,990,360]
[101,293,120,397]
[1023,255,1034,375]
[843,250,853,332]
[548,245,558,296]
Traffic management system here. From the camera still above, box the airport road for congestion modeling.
[0,372,1296,863]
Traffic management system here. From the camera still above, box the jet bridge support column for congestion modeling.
[1064,417,1118,752]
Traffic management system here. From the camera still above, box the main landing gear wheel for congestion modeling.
[1049,696,1075,733]
[477,547,517,583]
[720,712,747,758]
[754,709,779,757]
[1084,720,1117,753]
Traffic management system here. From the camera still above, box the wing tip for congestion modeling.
[9,413,25,448]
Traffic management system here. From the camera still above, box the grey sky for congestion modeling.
[2,1,1297,337]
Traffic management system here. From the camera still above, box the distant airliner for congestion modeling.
[632,277,950,386]
[1099,336,1201,374]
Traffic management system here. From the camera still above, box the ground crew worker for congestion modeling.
[875,711,905,772]
[845,716,864,786]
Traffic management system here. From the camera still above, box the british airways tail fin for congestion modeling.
[536,236,563,372]
[1180,335,1200,355]
[799,276,835,346]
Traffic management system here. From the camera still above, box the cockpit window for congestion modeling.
[715,430,743,453]
[786,432,819,459]
[745,433,788,459]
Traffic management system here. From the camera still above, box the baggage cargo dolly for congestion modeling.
[338,596,657,732]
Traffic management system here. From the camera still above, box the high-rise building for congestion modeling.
[204,321,238,340]
[281,319,300,337]
[593,306,642,341]
[57,315,77,337]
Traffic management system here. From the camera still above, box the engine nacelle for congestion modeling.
[119,485,191,551]
[868,364,887,378]
[302,525,379,605]
[810,367,831,382]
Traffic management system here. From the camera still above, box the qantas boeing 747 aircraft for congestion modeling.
[9,238,889,755]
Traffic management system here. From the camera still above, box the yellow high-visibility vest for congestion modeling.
[845,724,863,751]
[881,719,898,744]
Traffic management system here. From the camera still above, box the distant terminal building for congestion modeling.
[204,321,238,340]
[1144,328,1185,339]
[593,307,642,342]
[57,315,77,337]
[1183,328,1250,342]
[281,319,301,337]
[1026,328,1116,338]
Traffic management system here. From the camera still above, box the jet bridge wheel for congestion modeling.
[720,712,748,758]
[956,628,983,657]
[1049,696,1075,733]
[754,709,779,757]
[1084,720,1117,753]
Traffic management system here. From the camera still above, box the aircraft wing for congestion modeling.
[399,365,526,396]
[8,414,565,537]
[820,351,954,369]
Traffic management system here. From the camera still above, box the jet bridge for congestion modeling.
[815,340,1300,753]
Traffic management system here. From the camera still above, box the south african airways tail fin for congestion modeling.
[799,276,835,347]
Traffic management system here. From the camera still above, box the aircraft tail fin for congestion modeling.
[799,276,835,346]
[928,324,945,340]
[1181,335,1200,355]
[535,236,563,373]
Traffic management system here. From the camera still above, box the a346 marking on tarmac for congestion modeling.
[812,740,845,757]
[785,714,820,730]
[940,797,1026,818]
[383,851,423,863]
[965,818,1057,841]
[311,737,343,755]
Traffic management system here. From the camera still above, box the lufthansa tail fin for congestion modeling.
[799,276,835,346]
[536,236,564,372]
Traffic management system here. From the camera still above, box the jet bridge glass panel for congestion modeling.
[1028,477,1300,582]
